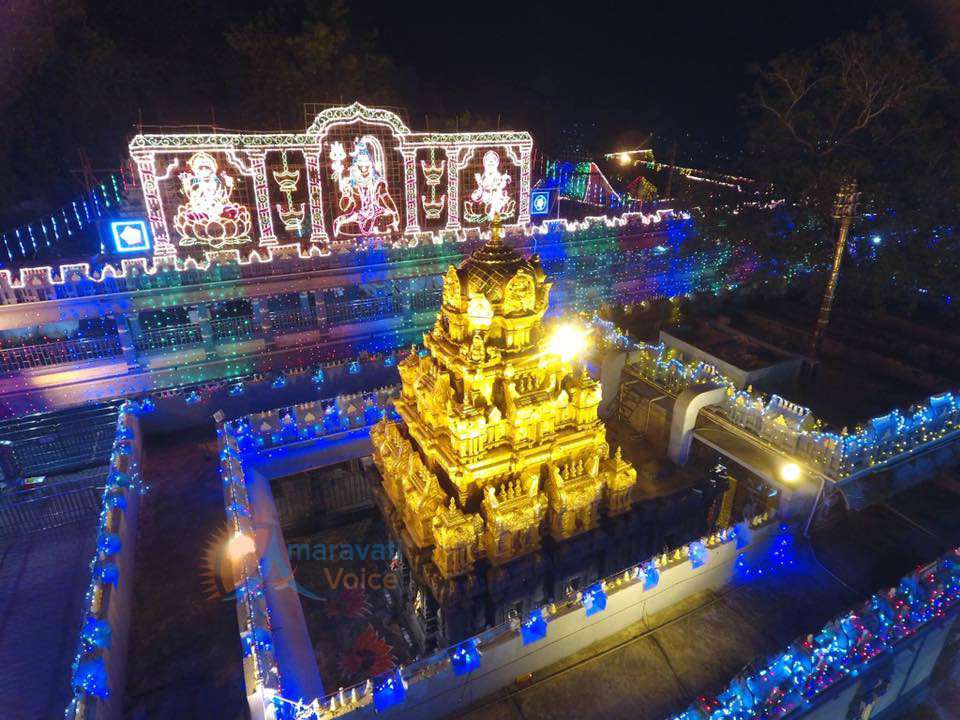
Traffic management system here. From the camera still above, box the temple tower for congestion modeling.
[371,218,637,591]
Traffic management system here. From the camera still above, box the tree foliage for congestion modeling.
[729,15,960,316]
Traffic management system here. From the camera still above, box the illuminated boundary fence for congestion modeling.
[591,318,960,482]
[0,174,128,263]
[218,403,781,720]
[669,548,960,720]
[64,401,144,720]
[0,210,680,306]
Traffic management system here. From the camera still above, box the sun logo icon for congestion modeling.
[200,522,242,602]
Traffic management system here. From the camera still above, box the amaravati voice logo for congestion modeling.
[201,521,323,602]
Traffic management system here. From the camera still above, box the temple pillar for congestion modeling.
[445,146,463,231]
[400,148,420,235]
[116,312,142,369]
[518,145,533,225]
[194,304,216,358]
[303,149,329,245]
[310,290,327,330]
[245,151,277,246]
[131,152,175,257]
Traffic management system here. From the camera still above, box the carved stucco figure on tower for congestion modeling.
[370,216,637,587]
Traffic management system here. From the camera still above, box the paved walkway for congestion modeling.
[456,542,857,720]
[123,430,245,720]
[0,522,98,720]
[456,475,960,720]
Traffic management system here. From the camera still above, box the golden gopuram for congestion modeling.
[370,217,638,645]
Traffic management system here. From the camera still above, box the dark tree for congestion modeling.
[727,16,959,315]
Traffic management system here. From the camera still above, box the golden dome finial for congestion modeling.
[490,212,503,245]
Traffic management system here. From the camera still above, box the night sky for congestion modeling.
[2,0,955,217]
[80,0,948,158]
[350,0,944,160]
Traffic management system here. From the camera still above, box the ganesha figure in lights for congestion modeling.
[464,150,515,223]
[329,137,400,237]
[173,152,252,248]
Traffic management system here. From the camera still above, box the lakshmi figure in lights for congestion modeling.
[330,137,400,237]
[464,150,515,223]
[173,152,252,248]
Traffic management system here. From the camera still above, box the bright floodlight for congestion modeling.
[547,323,590,361]
[618,152,631,165]
[227,531,256,562]
[780,462,802,483]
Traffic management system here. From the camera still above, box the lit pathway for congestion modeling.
[122,431,246,720]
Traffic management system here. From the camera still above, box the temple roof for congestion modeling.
[457,218,539,303]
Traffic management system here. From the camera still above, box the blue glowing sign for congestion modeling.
[530,189,552,216]
[110,220,151,253]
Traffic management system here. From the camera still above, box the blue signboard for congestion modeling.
[110,220,151,253]
[530,189,553,216]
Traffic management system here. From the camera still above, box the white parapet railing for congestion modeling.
[64,401,145,720]
[593,316,960,481]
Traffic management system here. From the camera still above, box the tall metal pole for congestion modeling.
[810,180,859,359]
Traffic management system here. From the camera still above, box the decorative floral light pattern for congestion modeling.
[670,549,960,720]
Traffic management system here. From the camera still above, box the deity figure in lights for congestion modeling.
[329,137,400,237]
[464,150,515,223]
[173,152,252,248]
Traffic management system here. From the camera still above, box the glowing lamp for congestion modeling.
[373,669,407,711]
[642,562,660,590]
[733,521,752,549]
[618,152,631,165]
[227,531,256,562]
[688,540,708,569]
[73,658,109,699]
[81,616,112,649]
[98,561,119,585]
[97,532,122,556]
[582,582,607,616]
[448,638,481,676]
[546,323,590,361]
[521,609,548,645]
[780,462,802,483]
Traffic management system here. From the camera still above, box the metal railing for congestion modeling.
[132,324,203,352]
[269,310,320,334]
[0,401,121,477]
[0,336,122,373]
[325,295,398,326]
[211,315,256,342]
[0,468,106,541]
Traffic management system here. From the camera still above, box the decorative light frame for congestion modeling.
[128,103,534,258]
